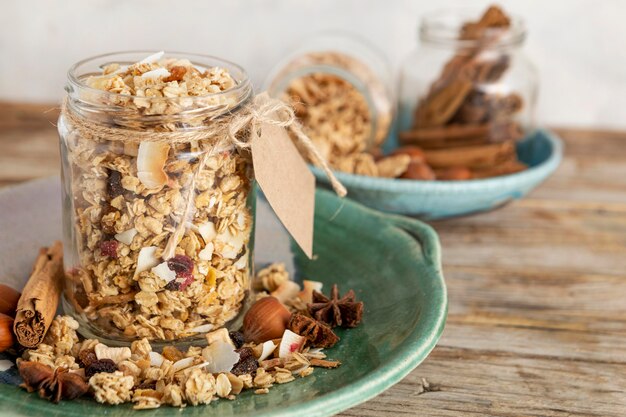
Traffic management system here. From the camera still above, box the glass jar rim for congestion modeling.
[420,8,527,48]
[67,50,253,106]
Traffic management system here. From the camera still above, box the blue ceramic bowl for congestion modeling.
[312,128,563,219]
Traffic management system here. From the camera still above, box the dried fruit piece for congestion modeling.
[231,347,258,376]
[257,341,277,362]
[229,331,245,349]
[165,255,195,290]
[99,240,119,259]
[278,330,305,359]
[85,359,118,378]
[162,346,185,362]
[164,66,187,82]
[114,228,137,245]
[78,349,97,368]
[298,280,323,304]
[137,142,170,189]
[270,281,300,304]
[106,169,124,198]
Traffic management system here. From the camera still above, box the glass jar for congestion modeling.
[58,52,255,345]
[398,8,538,149]
[265,32,395,170]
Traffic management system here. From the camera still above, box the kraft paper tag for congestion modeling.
[251,121,315,258]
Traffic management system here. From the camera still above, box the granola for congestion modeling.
[61,52,254,341]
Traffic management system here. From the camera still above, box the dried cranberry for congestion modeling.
[166,255,195,290]
[167,255,194,275]
[100,240,118,258]
[229,331,245,349]
[107,169,124,198]
[85,359,117,378]
[231,347,258,376]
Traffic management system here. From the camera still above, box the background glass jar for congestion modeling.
[398,9,538,147]
[265,32,395,166]
[58,52,255,346]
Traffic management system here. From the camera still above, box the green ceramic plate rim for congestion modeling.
[0,182,448,417]
[311,128,563,193]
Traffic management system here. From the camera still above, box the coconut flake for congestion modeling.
[298,280,324,304]
[215,229,246,259]
[233,251,248,269]
[134,246,159,277]
[139,51,165,64]
[188,323,214,334]
[114,228,138,245]
[141,67,171,80]
[258,341,277,362]
[206,328,234,347]
[271,281,301,304]
[198,221,217,243]
[278,330,305,359]
[198,242,214,261]
[149,351,164,367]
[137,142,170,188]
[203,341,240,373]
[0,359,14,372]
[172,357,196,373]
[151,261,176,283]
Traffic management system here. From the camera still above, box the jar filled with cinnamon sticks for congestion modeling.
[397,5,538,179]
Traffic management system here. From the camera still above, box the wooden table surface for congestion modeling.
[1,102,625,416]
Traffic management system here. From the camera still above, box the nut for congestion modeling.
[270,281,300,304]
[400,161,436,180]
[0,313,15,352]
[0,284,21,317]
[243,297,292,343]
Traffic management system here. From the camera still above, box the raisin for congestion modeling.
[85,359,117,378]
[77,350,97,368]
[100,240,118,258]
[107,169,124,198]
[231,347,258,376]
[161,346,185,362]
[229,331,245,349]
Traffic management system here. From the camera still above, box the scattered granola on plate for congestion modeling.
[13,263,364,409]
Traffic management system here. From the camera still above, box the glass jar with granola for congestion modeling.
[58,51,255,345]
[266,32,395,176]
[397,6,539,179]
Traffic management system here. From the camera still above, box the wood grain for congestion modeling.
[1,102,626,416]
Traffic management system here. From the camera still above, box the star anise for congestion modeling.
[18,361,89,403]
[307,284,364,328]
[288,313,339,348]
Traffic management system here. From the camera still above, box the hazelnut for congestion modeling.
[437,167,473,180]
[390,146,426,163]
[0,313,15,352]
[0,284,20,317]
[400,161,436,180]
[243,297,291,344]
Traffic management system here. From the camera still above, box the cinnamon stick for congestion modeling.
[14,241,63,348]
[423,141,515,169]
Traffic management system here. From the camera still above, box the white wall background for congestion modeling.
[0,0,624,129]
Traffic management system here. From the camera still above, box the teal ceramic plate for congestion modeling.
[313,128,563,219]
[0,178,447,417]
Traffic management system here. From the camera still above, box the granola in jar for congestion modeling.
[58,52,255,343]
[266,33,395,176]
